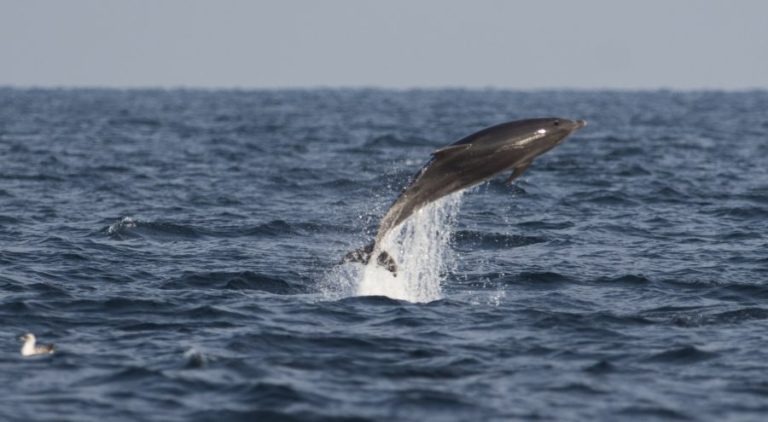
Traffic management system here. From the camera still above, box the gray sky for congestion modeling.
[1,0,767,89]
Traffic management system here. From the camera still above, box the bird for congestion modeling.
[19,333,55,356]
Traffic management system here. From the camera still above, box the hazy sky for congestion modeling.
[1,0,767,89]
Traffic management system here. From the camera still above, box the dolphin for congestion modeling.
[344,117,587,276]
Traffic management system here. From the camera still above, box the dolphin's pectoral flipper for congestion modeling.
[342,242,375,265]
[376,251,398,276]
[506,160,532,185]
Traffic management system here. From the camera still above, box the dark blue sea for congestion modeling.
[1,88,767,421]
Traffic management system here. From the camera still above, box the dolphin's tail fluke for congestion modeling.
[342,242,399,277]
[342,242,374,265]
[375,250,397,275]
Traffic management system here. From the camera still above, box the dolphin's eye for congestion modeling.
[553,120,560,126]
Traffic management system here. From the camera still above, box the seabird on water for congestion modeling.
[20,333,55,356]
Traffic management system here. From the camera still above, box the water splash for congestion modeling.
[354,192,464,303]
[106,216,138,235]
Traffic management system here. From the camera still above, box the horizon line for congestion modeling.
[1,84,767,93]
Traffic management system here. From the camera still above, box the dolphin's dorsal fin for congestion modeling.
[432,143,471,159]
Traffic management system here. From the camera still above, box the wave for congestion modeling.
[569,191,642,207]
[334,295,411,307]
[594,274,651,286]
[707,307,768,324]
[0,173,64,182]
[102,217,343,241]
[708,206,768,219]
[459,271,575,290]
[522,309,652,329]
[0,214,21,224]
[222,220,353,237]
[164,271,305,294]
[238,220,322,237]
[703,283,768,301]
[515,220,574,230]
[616,406,690,420]
[103,217,204,241]
[451,230,545,250]
[107,117,163,127]
[583,360,616,374]
[645,304,768,327]
[363,134,432,148]
[645,345,718,364]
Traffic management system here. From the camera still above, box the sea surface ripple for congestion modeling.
[1,88,767,421]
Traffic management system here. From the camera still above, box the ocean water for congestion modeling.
[1,88,767,421]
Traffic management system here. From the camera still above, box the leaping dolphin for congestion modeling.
[344,117,587,276]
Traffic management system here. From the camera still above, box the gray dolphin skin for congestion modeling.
[344,117,587,276]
